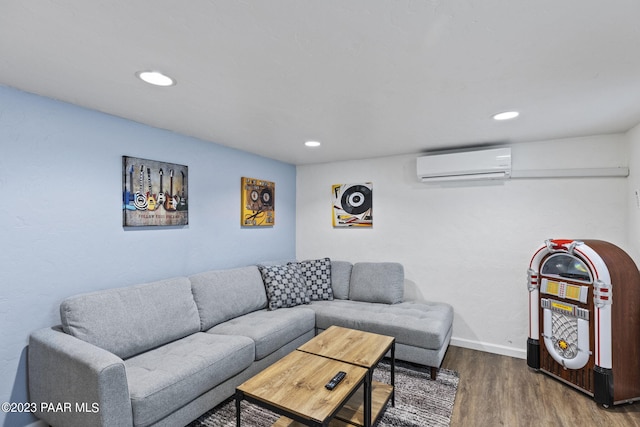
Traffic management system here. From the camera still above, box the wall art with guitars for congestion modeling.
[122,156,188,227]
[241,177,275,227]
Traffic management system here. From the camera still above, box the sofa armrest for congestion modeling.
[29,326,133,427]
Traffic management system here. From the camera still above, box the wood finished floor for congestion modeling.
[440,346,640,427]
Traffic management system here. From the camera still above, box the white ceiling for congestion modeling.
[2,1,639,165]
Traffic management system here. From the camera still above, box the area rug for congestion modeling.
[187,361,459,427]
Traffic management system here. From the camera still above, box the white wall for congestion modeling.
[296,134,628,358]
[626,123,640,263]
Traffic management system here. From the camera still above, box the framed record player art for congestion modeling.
[241,177,275,227]
[122,156,188,227]
[332,182,373,227]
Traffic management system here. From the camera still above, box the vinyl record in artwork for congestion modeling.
[241,177,275,226]
[332,182,372,227]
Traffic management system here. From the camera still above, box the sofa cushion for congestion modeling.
[330,261,352,299]
[60,277,200,359]
[206,307,316,360]
[349,262,404,304]
[258,264,310,310]
[189,266,268,330]
[309,300,453,350]
[296,257,333,301]
[125,332,254,427]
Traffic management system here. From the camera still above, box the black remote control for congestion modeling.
[325,371,346,390]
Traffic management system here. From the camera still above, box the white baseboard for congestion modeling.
[450,336,527,360]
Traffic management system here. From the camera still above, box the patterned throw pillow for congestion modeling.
[258,264,310,310]
[295,258,333,301]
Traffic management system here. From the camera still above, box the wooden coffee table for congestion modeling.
[235,326,395,427]
[298,326,395,427]
[235,349,368,427]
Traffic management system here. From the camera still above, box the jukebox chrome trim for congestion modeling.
[593,279,612,308]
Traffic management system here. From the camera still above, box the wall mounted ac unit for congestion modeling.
[417,147,512,182]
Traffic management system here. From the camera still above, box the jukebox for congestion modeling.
[527,239,640,406]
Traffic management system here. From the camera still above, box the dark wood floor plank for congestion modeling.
[441,346,640,426]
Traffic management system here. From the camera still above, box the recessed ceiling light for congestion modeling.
[136,70,176,87]
[305,141,321,148]
[492,111,519,121]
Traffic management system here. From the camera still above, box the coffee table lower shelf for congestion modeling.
[272,381,393,427]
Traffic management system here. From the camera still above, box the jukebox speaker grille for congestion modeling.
[541,298,590,370]
[550,311,579,359]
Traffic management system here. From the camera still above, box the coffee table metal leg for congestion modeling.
[235,390,242,427]
[364,372,371,427]
[391,342,396,407]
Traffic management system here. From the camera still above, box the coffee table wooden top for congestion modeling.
[298,326,394,369]
[237,350,368,425]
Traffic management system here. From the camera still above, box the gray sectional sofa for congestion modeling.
[28,259,453,427]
